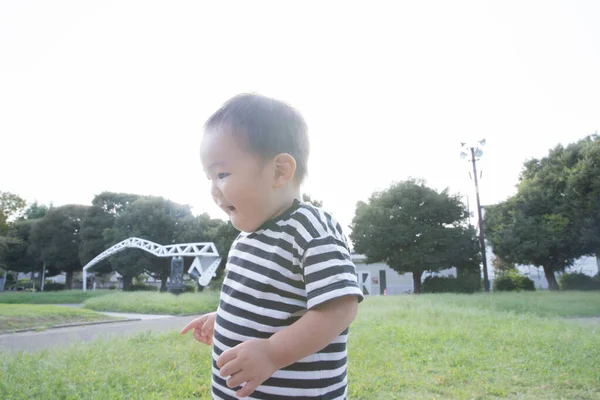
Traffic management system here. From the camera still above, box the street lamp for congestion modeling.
[460,139,490,292]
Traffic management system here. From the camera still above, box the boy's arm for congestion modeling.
[269,295,358,367]
[217,295,359,397]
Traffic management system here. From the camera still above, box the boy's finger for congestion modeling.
[180,316,205,334]
[237,380,259,398]
[193,329,207,343]
[216,348,237,369]
[201,325,212,335]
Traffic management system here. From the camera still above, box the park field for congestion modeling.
[0,304,117,333]
[83,291,220,315]
[1,293,599,399]
[0,290,111,305]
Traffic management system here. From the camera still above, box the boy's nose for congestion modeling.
[210,182,224,203]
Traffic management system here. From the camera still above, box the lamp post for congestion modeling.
[461,139,490,292]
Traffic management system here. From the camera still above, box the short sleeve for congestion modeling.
[302,235,365,310]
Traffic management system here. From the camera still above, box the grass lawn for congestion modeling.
[83,291,220,315]
[426,291,600,317]
[0,290,112,305]
[0,304,118,333]
[82,289,600,318]
[2,295,600,399]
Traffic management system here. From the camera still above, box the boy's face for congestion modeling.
[200,128,278,232]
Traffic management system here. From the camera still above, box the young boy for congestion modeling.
[181,94,363,399]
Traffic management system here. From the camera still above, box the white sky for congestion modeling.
[1,0,599,233]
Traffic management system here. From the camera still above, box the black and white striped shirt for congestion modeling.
[212,199,364,399]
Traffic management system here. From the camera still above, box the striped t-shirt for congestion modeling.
[212,199,364,400]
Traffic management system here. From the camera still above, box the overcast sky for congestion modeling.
[1,0,599,232]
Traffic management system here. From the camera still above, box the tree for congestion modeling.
[174,214,239,290]
[92,192,140,215]
[104,196,193,290]
[302,193,323,208]
[0,191,26,234]
[4,220,37,275]
[565,135,600,264]
[79,192,142,287]
[4,220,61,284]
[1,200,51,284]
[350,180,480,294]
[22,201,49,220]
[79,205,116,276]
[29,205,89,289]
[492,255,516,275]
[484,137,598,290]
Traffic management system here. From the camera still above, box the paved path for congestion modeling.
[567,317,600,325]
[0,315,200,354]
[56,303,174,320]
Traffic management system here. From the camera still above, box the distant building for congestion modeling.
[351,253,457,295]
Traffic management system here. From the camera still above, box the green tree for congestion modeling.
[1,200,51,284]
[79,205,116,276]
[29,205,89,289]
[0,191,26,234]
[79,192,142,286]
[302,193,323,208]
[174,214,239,290]
[22,201,49,220]
[484,139,589,290]
[565,135,600,263]
[492,255,516,275]
[350,180,480,294]
[4,220,37,275]
[104,196,193,290]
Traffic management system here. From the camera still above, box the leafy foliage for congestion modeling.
[559,272,600,291]
[421,275,481,293]
[493,271,535,292]
[0,191,26,234]
[351,179,480,293]
[302,193,323,208]
[485,135,599,290]
[22,201,48,220]
[29,205,89,289]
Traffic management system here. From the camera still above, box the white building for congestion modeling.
[351,253,457,295]
[352,251,599,294]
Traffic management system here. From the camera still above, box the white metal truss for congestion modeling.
[82,237,221,291]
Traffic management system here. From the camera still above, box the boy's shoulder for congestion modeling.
[288,201,348,244]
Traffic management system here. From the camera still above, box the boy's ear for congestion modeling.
[272,153,297,188]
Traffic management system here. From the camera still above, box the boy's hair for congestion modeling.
[204,93,309,184]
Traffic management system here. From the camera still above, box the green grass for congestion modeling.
[83,291,220,315]
[0,304,117,333]
[84,289,600,317]
[2,295,600,399]
[425,291,600,317]
[0,290,112,305]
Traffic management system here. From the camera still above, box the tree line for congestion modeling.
[1,134,598,293]
[0,192,239,290]
[350,134,599,292]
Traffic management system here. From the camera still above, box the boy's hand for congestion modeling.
[217,338,279,398]
[180,312,216,345]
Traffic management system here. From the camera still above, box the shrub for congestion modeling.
[422,275,481,294]
[43,282,66,291]
[493,272,535,292]
[17,279,34,289]
[559,273,600,291]
[126,283,158,292]
[184,282,197,293]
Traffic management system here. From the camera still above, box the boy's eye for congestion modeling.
[217,173,230,179]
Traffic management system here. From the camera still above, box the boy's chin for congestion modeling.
[230,215,262,233]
